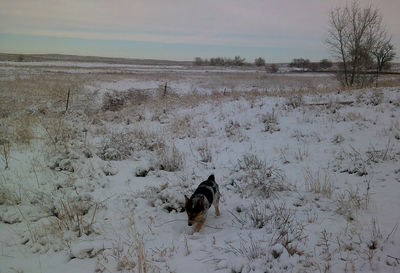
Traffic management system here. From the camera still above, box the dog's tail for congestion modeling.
[208,174,215,181]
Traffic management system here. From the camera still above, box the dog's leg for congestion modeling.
[214,202,220,216]
[194,218,206,233]
[213,193,220,216]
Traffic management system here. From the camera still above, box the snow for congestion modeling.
[0,62,399,273]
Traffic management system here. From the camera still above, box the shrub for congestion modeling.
[225,120,248,142]
[197,140,212,163]
[260,109,280,133]
[232,201,271,229]
[102,91,126,112]
[98,130,134,161]
[53,195,98,237]
[269,63,279,73]
[235,154,287,197]
[285,94,303,109]
[154,144,184,172]
[137,183,186,213]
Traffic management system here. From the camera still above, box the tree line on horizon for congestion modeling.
[194,1,396,86]
[193,56,335,72]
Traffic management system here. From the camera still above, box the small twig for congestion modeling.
[17,206,36,243]
[386,255,400,264]
[90,203,98,226]
[153,219,186,228]
[384,222,399,243]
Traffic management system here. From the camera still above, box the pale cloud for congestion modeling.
[0,0,399,59]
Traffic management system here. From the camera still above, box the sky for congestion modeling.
[0,0,399,62]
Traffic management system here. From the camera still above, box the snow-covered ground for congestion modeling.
[0,62,399,273]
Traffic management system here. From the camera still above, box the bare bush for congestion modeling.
[40,117,80,149]
[169,115,197,139]
[137,182,186,213]
[369,89,384,105]
[285,94,303,109]
[294,144,310,162]
[197,140,212,163]
[0,139,10,169]
[0,179,21,205]
[225,120,248,142]
[336,187,365,221]
[52,196,98,237]
[228,203,306,271]
[96,224,156,273]
[224,234,266,262]
[232,201,272,229]
[102,91,126,112]
[102,90,149,112]
[270,204,307,256]
[333,142,395,176]
[132,127,165,152]
[235,154,287,197]
[153,144,184,172]
[260,109,280,133]
[98,130,135,161]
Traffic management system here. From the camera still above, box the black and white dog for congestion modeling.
[184,174,220,232]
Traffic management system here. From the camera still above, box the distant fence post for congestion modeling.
[65,88,70,112]
[164,82,167,97]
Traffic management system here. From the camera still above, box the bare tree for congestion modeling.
[233,56,246,66]
[290,58,310,71]
[254,57,266,67]
[326,1,392,87]
[193,57,204,66]
[269,63,279,73]
[319,59,333,69]
[372,32,396,86]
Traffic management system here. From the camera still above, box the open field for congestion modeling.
[1,60,400,273]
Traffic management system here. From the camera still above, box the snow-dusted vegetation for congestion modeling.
[0,61,399,273]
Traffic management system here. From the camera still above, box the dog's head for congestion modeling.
[185,195,205,226]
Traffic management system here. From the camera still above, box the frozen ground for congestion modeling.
[0,61,400,273]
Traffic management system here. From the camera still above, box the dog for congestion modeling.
[185,174,220,232]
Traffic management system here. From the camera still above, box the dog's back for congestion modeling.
[191,174,219,208]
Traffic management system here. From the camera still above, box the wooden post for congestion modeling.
[164,82,167,97]
[65,88,70,112]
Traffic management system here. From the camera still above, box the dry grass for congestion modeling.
[304,168,334,198]
[169,114,197,139]
[0,73,90,149]
[96,215,157,273]
[197,140,212,163]
[235,154,287,197]
[0,139,11,169]
[54,199,98,237]
[153,144,184,172]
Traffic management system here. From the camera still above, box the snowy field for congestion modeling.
[0,61,400,273]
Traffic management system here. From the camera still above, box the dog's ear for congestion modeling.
[185,195,189,206]
[208,174,215,182]
[199,196,205,206]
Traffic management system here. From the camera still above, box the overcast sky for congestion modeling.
[1,0,399,62]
